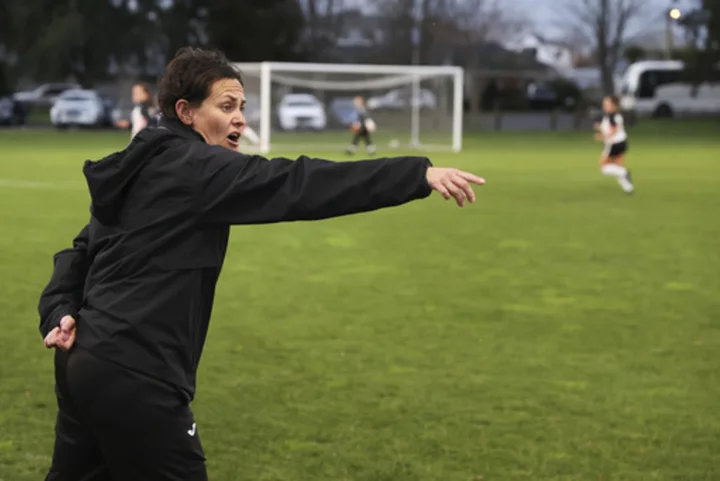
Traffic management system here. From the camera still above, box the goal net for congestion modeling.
[233,62,464,154]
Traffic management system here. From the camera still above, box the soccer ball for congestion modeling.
[389,139,400,149]
[365,118,376,133]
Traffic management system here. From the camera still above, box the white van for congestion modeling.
[619,60,720,118]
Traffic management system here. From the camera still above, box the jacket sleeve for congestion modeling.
[192,145,433,225]
[37,224,92,338]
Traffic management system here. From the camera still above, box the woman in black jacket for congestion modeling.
[38,46,485,481]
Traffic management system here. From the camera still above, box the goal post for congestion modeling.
[233,61,464,154]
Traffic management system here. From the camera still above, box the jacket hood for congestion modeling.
[82,120,204,226]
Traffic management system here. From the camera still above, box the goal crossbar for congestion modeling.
[238,61,463,76]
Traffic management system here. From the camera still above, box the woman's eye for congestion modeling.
[222,105,232,112]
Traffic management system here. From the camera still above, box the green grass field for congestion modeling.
[1,122,719,481]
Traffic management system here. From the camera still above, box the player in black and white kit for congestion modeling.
[116,82,159,140]
[594,95,634,194]
[346,96,376,156]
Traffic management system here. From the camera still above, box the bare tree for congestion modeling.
[305,0,346,60]
[443,0,527,45]
[559,0,653,94]
[373,0,528,64]
[371,0,415,64]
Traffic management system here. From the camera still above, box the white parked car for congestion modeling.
[50,89,107,128]
[276,94,326,130]
[367,88,437,110]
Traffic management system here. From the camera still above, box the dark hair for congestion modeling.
[158,47,244,121]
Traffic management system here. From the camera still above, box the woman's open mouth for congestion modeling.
[227,132,240,148]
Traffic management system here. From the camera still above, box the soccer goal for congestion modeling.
[233,62,464,154]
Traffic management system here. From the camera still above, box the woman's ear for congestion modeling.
[175,99,193,126]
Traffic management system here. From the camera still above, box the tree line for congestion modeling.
[0,0,308,93]
[0,0,717,96]
[0,0,527,94]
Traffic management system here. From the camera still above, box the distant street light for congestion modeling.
[665,7,683,59]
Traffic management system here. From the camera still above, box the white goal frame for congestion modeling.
[233,61,464,154]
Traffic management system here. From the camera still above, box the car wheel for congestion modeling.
[653,103,673,118]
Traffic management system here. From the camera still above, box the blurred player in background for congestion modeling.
[116,82,159,139]
[594,95,634,194]
[346,96,376,156]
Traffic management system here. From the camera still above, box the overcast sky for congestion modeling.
[332,0,698,40]
[515,0,696,37]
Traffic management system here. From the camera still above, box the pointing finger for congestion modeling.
[458,171,486,186]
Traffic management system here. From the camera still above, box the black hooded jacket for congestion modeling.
[38,118,433,401]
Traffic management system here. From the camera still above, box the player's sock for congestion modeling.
[346,144,357,155]
[601,163,626,177]
[601,164,634,193]
[367,144,376,155]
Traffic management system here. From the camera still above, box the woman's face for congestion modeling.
[177,78,246,151]
[603,97,616,113]
[132,85,150,104]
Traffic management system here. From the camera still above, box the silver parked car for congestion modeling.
[50,89,107,128]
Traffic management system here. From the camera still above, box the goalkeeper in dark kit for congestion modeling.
[346,96,376,156]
